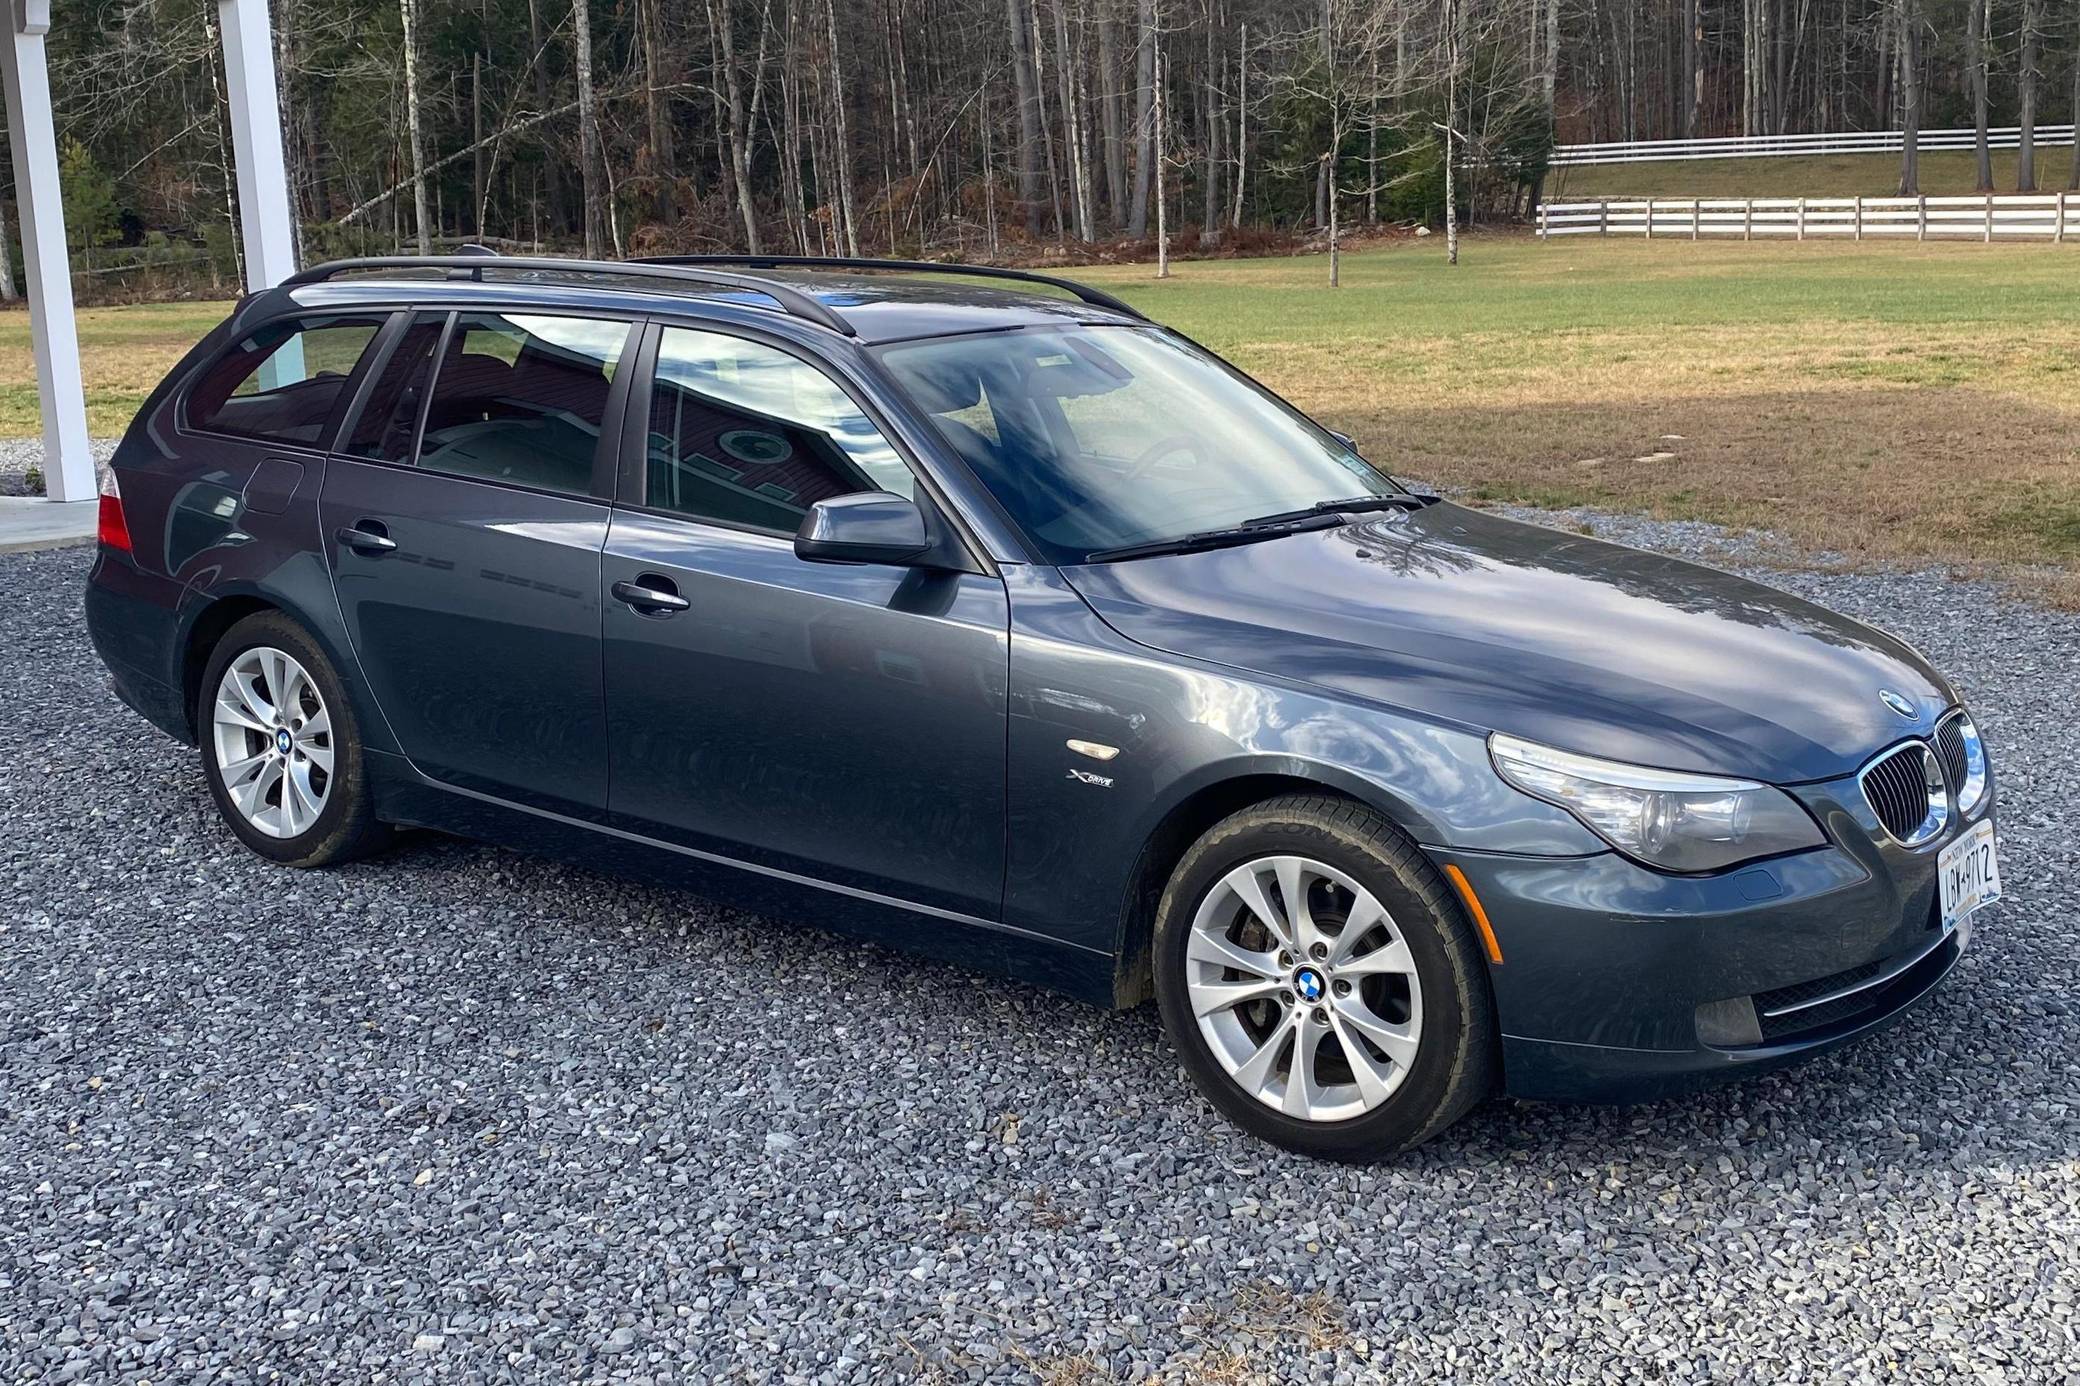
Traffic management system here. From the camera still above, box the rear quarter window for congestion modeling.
[185,315,389,447]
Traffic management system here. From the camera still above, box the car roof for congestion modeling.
[268,257,1147,347]
[745,270,1144,343]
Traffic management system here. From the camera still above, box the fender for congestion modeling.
[1002,564,1601,958]
[169,546,405,759]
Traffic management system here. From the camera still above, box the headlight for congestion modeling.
[1489,733,1825,873]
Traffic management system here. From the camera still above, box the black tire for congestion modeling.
[196,610,392,868]
[1151,793,1497,1159]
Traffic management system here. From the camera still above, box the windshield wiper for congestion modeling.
[1238,493,1436,529]
[1084,511,1345,564]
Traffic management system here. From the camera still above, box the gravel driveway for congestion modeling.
[0,438,116,497]
[4,526,2075,1384]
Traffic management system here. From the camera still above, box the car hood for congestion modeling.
[1059,503,1952,784]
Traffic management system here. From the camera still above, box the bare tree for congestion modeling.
[1201,0,1221,243]
[1896,0,1922,196]
[1026,0,1067,241]
[572,0,607,256]
[1680,0,1699,137]
[1967,0,1991,192]
[823,0,859,254]
[1153,38,1170,275]
[1129,0,1156,237]
[525,0,566,237]
[0,198,17,302]
[1544,0,1560,108]
[2070,22,2080,192]
[1055,0,1097,241]
[200,7,243,282]
[402,0,432,252]
[2017,0,2041,192]
[710,0,764,250]
[1444,0,1460,266]
[641,0,676,223]
[1097,6,1129,226]
[1230,19,1249,229]
[1006,0,1045,235]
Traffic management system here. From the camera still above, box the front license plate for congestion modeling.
[1938,818,2001,932]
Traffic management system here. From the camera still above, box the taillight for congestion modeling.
[97,470,132,552]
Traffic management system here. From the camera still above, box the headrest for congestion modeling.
[438,352,515,391]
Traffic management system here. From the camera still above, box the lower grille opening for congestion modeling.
[1754,959,1886,1014]
[1749,934,1960,1046]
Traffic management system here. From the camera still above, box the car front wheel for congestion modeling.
[198,611,391,867]
[1152,794,1497,1159]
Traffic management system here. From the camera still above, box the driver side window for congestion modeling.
[644,327,913,532]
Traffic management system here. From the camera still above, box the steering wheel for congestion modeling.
[1122,431,1210,483]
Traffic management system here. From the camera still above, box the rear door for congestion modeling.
[600,322,1010,919]
[320,308,636,817]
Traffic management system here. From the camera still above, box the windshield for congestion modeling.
[875,326,1401,564]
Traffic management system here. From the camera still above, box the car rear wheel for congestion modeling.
[1152,794,1496,1159]
[198,612,390,867]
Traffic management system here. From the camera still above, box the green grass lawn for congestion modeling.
[6,236,2079,593]
[0,298,232,437]
[1550,148,2077,200]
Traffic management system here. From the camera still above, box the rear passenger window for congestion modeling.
[185,315,387,446]
[644,327,912,532]
[413,313,630,495]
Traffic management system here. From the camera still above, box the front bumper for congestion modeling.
[1438,771,1989,1104]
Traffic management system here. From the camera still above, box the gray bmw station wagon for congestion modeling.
[85,253,2000,1157]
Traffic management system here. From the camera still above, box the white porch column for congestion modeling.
[1,0,93,503]
[216,0,296,292]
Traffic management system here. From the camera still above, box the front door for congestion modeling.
[320,309,636,816]
[602,324,1009,918]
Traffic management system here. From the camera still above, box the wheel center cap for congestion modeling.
[275,728,293,755]
[1293,966,1326,1004]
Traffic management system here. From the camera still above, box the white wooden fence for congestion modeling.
[1553,125,2078,166]
[1540,193,2080,242]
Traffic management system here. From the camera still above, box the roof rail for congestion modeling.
[281,255,858,337]
[628,255,1147,321]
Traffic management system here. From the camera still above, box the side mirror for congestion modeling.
[794,492,933,566]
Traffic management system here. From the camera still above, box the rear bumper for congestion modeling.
[1436,776,1988,1103]
[85,550,192,744]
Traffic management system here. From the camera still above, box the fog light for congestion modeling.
[1695,995,1762,1047]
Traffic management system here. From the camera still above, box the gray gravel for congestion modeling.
[4,523,2077,1384]
[0,437,117,496]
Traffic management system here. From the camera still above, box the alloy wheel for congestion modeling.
[1185,854,1424,1123]
[209,645,334,839]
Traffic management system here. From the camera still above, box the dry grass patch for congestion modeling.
[0,299,232,437]
[1085,240,2080,599]
[1255,326,2080,591]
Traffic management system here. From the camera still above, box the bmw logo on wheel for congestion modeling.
[1294,966,1326,1004]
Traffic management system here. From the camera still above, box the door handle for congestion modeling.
[336,521,398,554]
[612,576,691,615]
